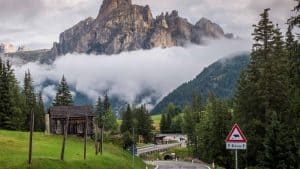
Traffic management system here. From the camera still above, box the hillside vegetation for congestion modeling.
[151,54,250,114]
[0,130,148,169]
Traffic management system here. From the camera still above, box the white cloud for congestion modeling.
[12,38,251,107]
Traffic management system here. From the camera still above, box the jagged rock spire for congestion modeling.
[98,0,132,18]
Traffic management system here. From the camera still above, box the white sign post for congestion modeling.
[225,123,247,169]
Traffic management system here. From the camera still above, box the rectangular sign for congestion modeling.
[226,142,247,150]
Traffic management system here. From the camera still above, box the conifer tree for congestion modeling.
[23,70,36,130]
[95,96,104,127]
[34,92,45,131]
[0,60,26,130]
[165,113,172,133]
[288,2,300,157]
[101,94,117,132]
[103,94,110,113]
[235,8,276,165]
[136,105,154,143]
[263,112,299,169]
[120,104,133,133]
[159,114,167,133]
[53,75,73,106]
[170,115,183,133]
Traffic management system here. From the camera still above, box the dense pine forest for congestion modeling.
[152,54,250,114]
[0,59,44,131]
[158,2,300,168]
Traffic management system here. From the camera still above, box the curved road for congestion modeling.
[146,161,210,169]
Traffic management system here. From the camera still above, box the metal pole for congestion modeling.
[235,149,238,169]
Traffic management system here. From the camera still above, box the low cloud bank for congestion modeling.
[13,39,251,108]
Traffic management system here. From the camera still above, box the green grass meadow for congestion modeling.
[118,114,162,131]
[0,130,149,169]
[151,114,161,131]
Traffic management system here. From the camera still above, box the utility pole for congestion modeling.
[28,109,34,167]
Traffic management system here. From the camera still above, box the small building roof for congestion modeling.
[48,106,94,118]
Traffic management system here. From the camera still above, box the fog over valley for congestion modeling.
[10,38,250,109]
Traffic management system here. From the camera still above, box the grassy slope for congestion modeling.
[0,130,148,169]
[151,114,161,131]
[117,115,161,131]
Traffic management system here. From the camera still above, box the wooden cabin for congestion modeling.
[46,106,95,136]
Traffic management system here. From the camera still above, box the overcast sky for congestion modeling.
[0,0,296,49]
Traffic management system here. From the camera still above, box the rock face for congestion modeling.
[0,43,17,53]
[52,0,232,56]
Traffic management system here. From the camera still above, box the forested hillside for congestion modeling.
[152,54,250,114]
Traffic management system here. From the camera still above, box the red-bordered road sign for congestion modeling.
[225,123,247,143]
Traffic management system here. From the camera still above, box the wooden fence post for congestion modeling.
[84,113,88,160]
[28,109,34,167]
[60,113,69,161]
[100,124,104,155]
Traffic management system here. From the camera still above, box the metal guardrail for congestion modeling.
[137,143,181,156]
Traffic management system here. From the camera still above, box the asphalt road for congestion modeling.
[146,161,210,169]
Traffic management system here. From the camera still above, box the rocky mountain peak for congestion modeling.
[194,17,225,39]
[9,0,234,62]
[195,17,211,27]
[98,0,132,18]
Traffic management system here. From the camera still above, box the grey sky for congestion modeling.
[0,0,296,49]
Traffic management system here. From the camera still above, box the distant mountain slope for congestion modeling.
[151,54,250,114]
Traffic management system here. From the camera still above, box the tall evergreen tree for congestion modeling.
[170,115,183,133]
[290,0,300,28]
[34,92,45,131]
[53,75,73,106]
[235,8,276,166]
[101,94,117,132]
[103,93,110,113]
[23,70,36,130]
[263,112,299,169]
[236,8,300,167]
[0,60,26,130]
[136,105,154,143]
[120,104,134,133]
[95,96,104,127]
[183,93,203,156]
[288,2,300,154]
[160,114,167,133]
[165,113,172,133]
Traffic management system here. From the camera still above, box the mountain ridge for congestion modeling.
[151,53,250,114]
[4,0,233,63]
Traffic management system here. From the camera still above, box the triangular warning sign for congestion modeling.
[225,123,247,143]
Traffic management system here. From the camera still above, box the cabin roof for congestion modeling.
[48,106,94,118]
